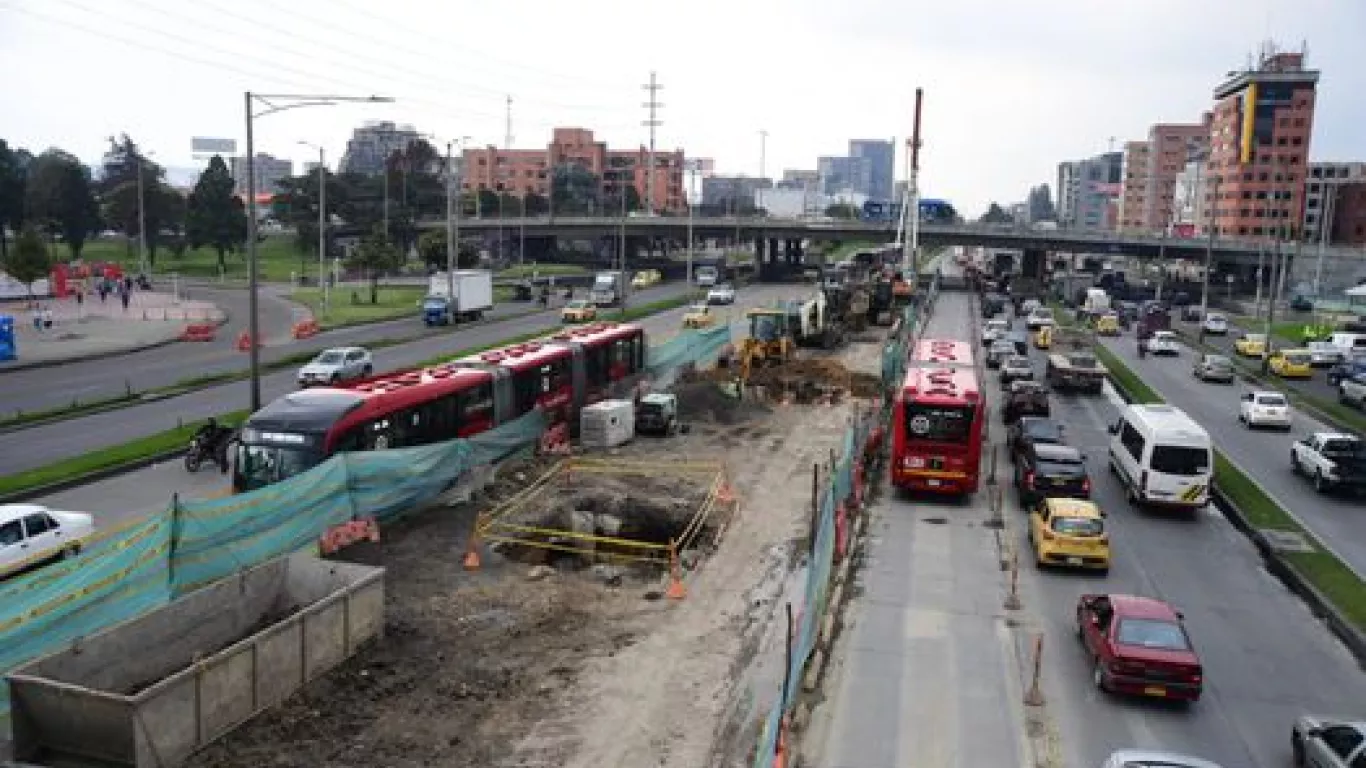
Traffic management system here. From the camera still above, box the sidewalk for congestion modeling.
[0,291,224,370]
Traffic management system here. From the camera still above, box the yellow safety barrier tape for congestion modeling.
[480,520,673,551]
[2,514,169,596]
[481,535,666,564]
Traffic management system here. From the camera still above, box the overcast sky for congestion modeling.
[2,0,1362,216]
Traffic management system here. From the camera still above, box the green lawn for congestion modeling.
[290,285,428,328]
[496,264,589,279]
[77,235,314,283]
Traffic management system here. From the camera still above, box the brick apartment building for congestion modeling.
[460,127,687,213]
[1206,48,1319,240]
[1117,119,1210,234]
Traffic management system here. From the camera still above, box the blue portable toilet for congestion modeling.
[0,314,15,361]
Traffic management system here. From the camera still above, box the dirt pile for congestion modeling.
[672,378,772,424]
[745,356,884,398]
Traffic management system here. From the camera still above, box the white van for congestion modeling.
[1107,404,1213,510]
[1329,333,1366,360]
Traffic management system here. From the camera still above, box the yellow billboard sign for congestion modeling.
[1239,83,1258,164]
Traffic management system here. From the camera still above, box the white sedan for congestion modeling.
[706,283,736,305]
[1202,313,1229,335]
[1146,330,1181,356]
[1239,391,1293,430]
[297,346,374,387]
[1307,340,1343,367]
[1,504,96,580]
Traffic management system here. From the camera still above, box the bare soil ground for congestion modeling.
[184,334,888,768]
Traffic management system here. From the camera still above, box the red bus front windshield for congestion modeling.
[904,403,975,444]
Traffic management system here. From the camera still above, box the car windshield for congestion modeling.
[1149,445,1210,475]
[1153,332,1175,341]
[1322,439,1366,458]
[1005,356,1030,368]
[1115,618,1191,651]
[1243,334,1267,343]
[1021,419,1063,442]
[314,351,344,364]
[904,404,973,443]
[568,300,588,309]
[1051,516,1103,536]
[1284,352,1311,364]
[1204,355,1231,367]
[1038,459,1085,477]
[689,304,707,313]
[1256,394,1288,406]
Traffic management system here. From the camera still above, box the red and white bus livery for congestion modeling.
[232,322,646,492]
[912,338,975,369]
[891,365,987,495]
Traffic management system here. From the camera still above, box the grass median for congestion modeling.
[0,294,696,500]
[1102,344,1366,636]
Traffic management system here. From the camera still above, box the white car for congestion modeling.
[1146,331,1181,356]
[1025,307,1055,330]
[1,504,96,580]
[695,267,719,288]
[1239,391,1292,430]
[706,283,736,305]
[981,319,1010,346]
[298,346,374,387]
[1202,313,1229,335]
[1102,750,1225,768]
[1307,340,1343,367]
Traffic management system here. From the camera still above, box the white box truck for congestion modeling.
[590,271,626,307]
[424,270,494,325]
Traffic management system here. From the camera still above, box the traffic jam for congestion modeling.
[890,260,1366,767]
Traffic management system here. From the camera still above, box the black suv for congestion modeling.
[1008,416,1066,464]
[1003,381,1051,423]
[1014,443,1091,506]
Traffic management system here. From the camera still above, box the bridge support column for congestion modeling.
[1021,249,1047,281]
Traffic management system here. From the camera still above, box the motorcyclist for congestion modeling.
[194,417,233,472]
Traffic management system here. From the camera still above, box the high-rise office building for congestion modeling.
[339,121,423,175]
[230,154,292,197]
[1057,152,1122,230]
[1206,44,1319,240]
[848,139,895,202]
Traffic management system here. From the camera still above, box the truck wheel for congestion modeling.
[1314,470,1329,493]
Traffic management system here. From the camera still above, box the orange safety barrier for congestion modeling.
[235,331,262,351]
[179,323,217,342]
[292,318,321,340]
[665,540,687,600]
[319,517,380,555]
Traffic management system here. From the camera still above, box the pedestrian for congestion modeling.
[41,307,53,330]
[75,289,84,308]
[120,288,131,311]
[31,305,42,332]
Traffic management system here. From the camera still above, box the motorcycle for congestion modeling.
[185,429,234,473]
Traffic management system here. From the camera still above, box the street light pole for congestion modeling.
[244,91,393,412]
[136,154,148,275]
[298,142,328,311]
[1198,173,1221,341]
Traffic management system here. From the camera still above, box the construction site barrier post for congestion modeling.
[1024,633,1046,706]
[665,539,687,600]
[1003,546,1022,610]
[463,515,484,571]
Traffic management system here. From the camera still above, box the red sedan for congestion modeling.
[1075,593,1204,702]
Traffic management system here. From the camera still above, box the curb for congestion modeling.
[0,447,186,505]
[1105,364,1366,670]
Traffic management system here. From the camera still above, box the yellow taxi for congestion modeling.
[1032,324,1053,349]
[1234,332,1268,359]
[561,299,597,323]
[682,302,715,329]
[631,269,662,289]
[1028,498,1110,573]
[1269,348,1314,378]
[1095,313,1121,337]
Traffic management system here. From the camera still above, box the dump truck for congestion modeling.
[1045,327,1108,394]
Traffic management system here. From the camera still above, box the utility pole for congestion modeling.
[758,130,769,211]
[902,88,924,278]
[446,140,456,318]
[641,71,663,214]
[1313,178,1340,296]
[136,153,148,275]
[1198,170,1221,342]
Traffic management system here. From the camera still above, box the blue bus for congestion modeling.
[860,199,959,224]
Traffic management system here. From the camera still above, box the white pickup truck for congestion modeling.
[1290,432,1366,494]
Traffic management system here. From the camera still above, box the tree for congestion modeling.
[825,203,860,220]
[551,163,600,214]
[25,149,101,258]
[0,139,31,262]
[3,224,52,296]
[523,192,550,216]
[185,156,248,271]
[99,134,181,265]
[346,226,402,304]
[416,229,479,270]
[603,184,642,215]
[978,202,1014,224]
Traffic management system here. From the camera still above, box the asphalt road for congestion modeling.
[0,282,691,476]
[1175,314,1348,407]
[2,282,684,416]
[1006,321,1366,767]
[807,289,1032,768]
[1098,329,1366,580]
[29,283,797,530]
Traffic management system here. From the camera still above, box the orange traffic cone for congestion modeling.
[716,474,736,505]
[665,541,687,600]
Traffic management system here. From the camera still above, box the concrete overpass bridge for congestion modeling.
[418,215,1357,283]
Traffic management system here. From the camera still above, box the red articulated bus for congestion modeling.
[232,322,646,492]
[891,364,987,495]
[912,338,975,369]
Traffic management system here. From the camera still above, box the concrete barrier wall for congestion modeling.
[7,553,384,767]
